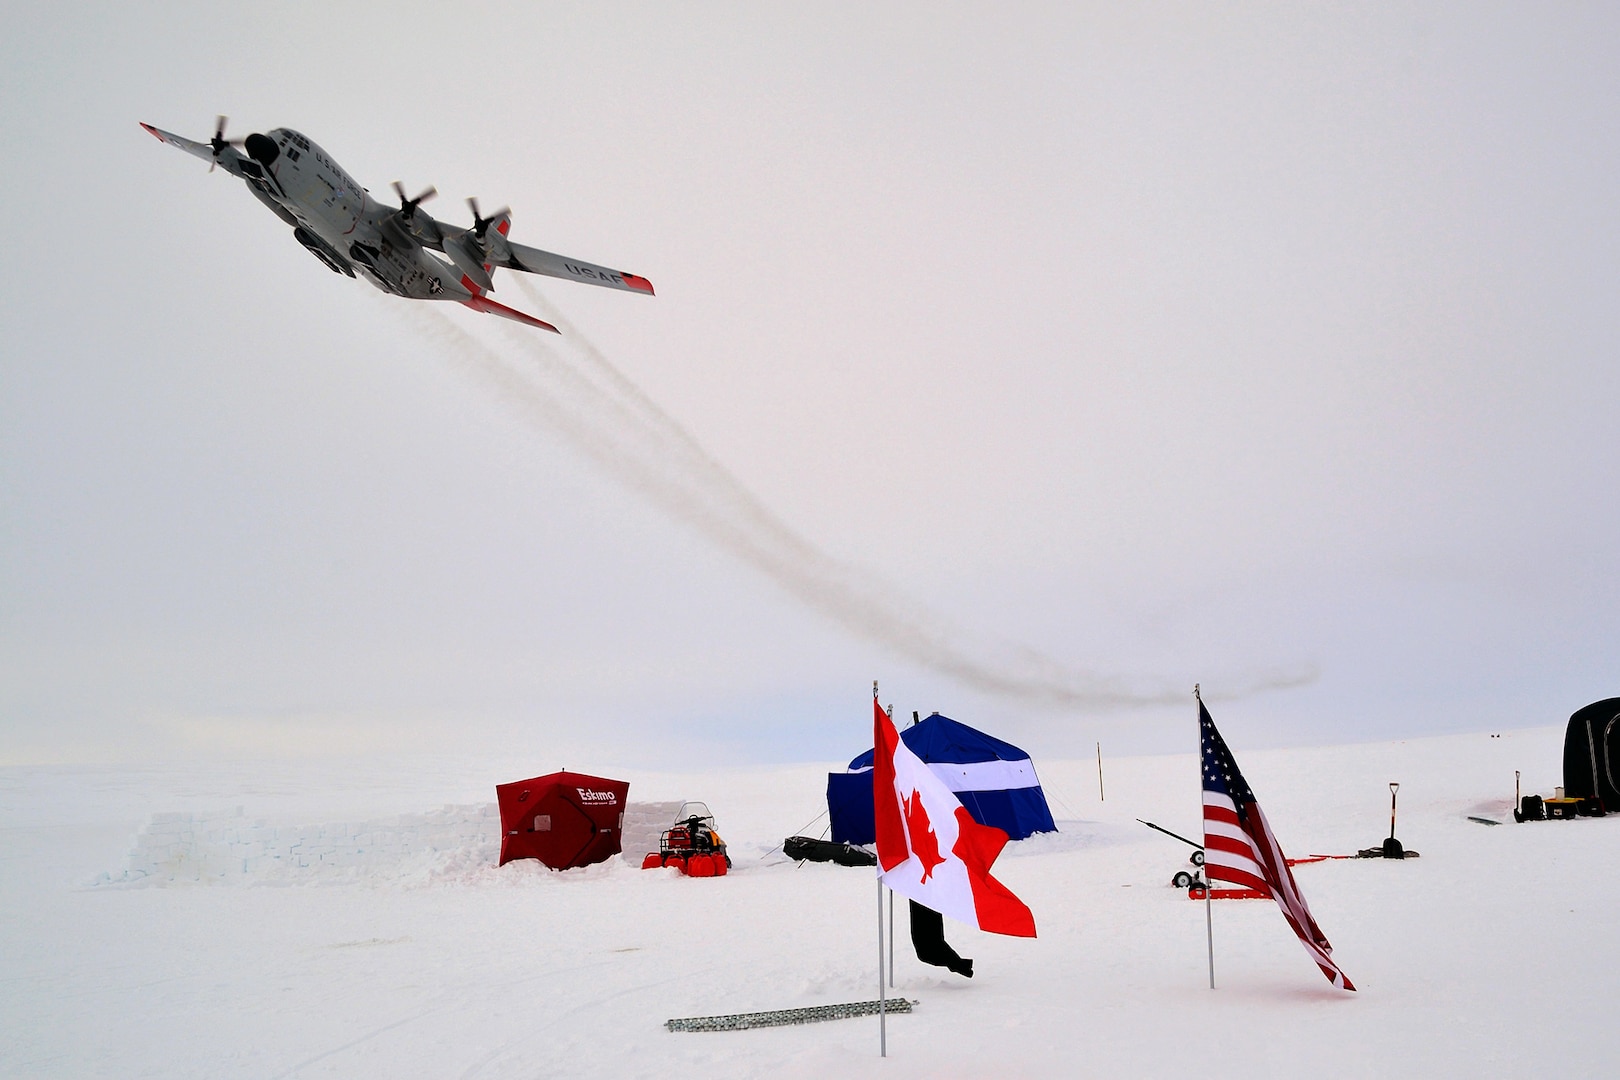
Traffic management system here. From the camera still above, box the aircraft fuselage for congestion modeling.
[249,128,468,301]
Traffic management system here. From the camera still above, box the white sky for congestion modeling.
[3,3,1618,766]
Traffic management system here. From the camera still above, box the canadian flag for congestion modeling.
[873,700,1036,937]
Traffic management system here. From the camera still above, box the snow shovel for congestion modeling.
[1380,782,1405,858]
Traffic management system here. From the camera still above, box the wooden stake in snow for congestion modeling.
[1097,742,1105,801]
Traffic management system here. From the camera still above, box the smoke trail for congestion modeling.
[405,284,1316,709]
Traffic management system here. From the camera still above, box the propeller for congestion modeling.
[207,115,245,172]
[391,181,437,222]
[466,196,510,241]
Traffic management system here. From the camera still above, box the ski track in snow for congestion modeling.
[3,726,1613,1077]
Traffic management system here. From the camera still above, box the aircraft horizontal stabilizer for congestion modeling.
[460,294,560,333]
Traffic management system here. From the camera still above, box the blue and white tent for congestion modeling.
[827,713,1057,845]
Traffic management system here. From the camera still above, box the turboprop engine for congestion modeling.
[441,197,511,292]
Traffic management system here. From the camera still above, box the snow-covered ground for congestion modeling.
[2,725,1611,1077]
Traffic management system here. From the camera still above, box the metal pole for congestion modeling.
[878,877,887,1057]
[873,678,887,1058]
[888,888,895,987]
[1097,742,1105,801]
[1136,818,1204,850]
[1196,684,1214,989]
[1205,877,1215,989]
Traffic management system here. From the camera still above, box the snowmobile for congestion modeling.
[641,801,731,877]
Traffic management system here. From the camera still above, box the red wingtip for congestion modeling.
[621,273,655,296]
[460,295,560,333]
[139,122,164,141]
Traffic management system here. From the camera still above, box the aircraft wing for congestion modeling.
[139,122,217,166]
[391,206,653,296]
[497,241,655,296]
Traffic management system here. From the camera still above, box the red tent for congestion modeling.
[496,771,629,869]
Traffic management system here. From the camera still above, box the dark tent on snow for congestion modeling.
[827,713,1056,846]
[1564,698,1620,810]
[496,771,629,869]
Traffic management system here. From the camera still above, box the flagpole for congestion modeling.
[875,681,887,1058]
[878,876,887,1057]
[888,888,895,987]
[885,703,896,991]
[1197,684,1214,990]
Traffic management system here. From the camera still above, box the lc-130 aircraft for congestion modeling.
[140,117,653,333]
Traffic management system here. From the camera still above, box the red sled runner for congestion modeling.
[1184,855,1344,899]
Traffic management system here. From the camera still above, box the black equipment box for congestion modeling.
[1544,797,1582,820]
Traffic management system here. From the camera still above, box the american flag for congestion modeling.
[1201,700,1356,991]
